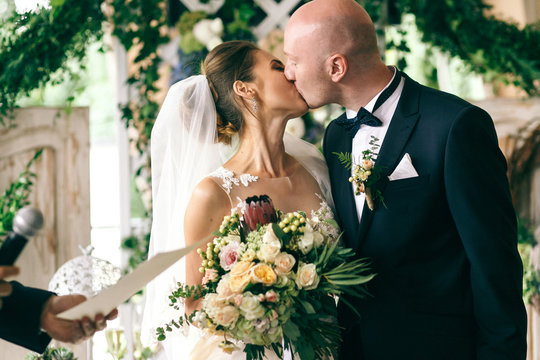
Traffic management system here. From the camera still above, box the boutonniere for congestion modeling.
[333,136,384,210]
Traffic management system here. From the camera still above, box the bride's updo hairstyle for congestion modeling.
[201,40,259,145]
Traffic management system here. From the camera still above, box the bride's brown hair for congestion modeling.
[201,40,259,145]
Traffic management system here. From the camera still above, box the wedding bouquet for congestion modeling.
[157,195,374,360]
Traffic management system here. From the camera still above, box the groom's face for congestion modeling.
[284,28,330,109]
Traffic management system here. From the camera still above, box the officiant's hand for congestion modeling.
[40,295,118,343]
[0,266,19,310]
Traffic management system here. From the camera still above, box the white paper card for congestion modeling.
[388,153,419,181]
[58,240,203,320]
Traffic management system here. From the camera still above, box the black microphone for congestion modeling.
[0,207,44,265]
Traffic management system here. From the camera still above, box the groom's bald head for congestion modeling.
[284,0,384,108]
[285,0,379,66]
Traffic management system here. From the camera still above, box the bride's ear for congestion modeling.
[233,80,254,100]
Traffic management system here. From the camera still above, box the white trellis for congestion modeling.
[179,0,303,39]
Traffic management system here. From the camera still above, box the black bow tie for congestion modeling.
[334,67,401,138]
[334,108,382,137]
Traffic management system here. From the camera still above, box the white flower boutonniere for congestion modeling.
[333,136,384,210]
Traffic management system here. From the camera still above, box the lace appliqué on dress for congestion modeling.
[208,167,258,195]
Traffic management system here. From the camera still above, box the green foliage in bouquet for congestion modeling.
[25,346,77,360]
[156,195,375,360]
[0,149,43,240]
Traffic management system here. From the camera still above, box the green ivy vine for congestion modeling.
[0,149,43,240]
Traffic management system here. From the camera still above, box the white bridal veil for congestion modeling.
[141,75,334,347]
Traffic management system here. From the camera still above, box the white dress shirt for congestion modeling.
[346,71,405,222]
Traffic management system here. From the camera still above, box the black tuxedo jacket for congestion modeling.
[323,74,527,360]
[0,281,53,353]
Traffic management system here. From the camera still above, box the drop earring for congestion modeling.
[251,96,258,113]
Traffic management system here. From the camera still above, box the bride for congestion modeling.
[141,40,335,359]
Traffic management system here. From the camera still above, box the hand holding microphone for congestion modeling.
[0,207,42,309]
[0,207,118,347]
[0,207,44,265]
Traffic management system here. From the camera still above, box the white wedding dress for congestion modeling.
[140,75,337,360]
[156,164,338,360]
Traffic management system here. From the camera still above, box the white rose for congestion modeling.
[215,305,240,328]
[274,252,296,275]
[259,228,281,263]
[262,224,279,243]
[298,231,314,254]
[312,230,325,248]
[296,263,320,290]
[239,292,265,320]
[203,293,226,318]
[259,242,281,263]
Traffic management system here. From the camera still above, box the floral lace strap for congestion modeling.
[208,167,258,195]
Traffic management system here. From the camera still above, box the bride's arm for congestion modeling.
[183,178,230,315]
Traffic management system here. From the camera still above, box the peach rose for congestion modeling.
[230,261,254,277]
[228,273,252,293]
[251,263,277,285]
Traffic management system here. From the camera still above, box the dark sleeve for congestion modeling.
[444,106,527,359]
[0,281,54,353]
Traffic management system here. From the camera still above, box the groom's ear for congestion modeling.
[232,80,252,99]
[327,54,348,83]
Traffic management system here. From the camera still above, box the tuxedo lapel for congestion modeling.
[325,117,361,249]
[355,75,421,246]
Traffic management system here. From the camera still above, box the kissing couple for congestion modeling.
[142,0,527,359]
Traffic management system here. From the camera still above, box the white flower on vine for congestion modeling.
[193,18,224,50]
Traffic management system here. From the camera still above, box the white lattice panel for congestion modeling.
[253,0,301,38]
[179,0,303,39]
[180,0,225,13]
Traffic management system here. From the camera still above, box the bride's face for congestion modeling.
[249,50,308,120]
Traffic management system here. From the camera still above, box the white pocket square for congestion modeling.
[388,153,419,181]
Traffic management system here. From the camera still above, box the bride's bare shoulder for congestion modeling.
[190,177,229,208]
[184,178,230,244]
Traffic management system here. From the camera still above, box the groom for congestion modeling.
[284,0,527,359]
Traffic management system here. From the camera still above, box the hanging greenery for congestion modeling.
[399,0,540,96]
[0,0,105,126]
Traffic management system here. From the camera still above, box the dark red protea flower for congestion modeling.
[243,195,278,231]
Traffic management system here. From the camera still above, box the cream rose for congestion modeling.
[296,263,320,290]
[251,263,277,285]
[312,230,325,248]
[203,293,226,318]
[274,252,296,275]
[239,292,265,320]
[259,228,281,263]
[214,305,240,327]
[298,230,314,254]
[216,275,234,297]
